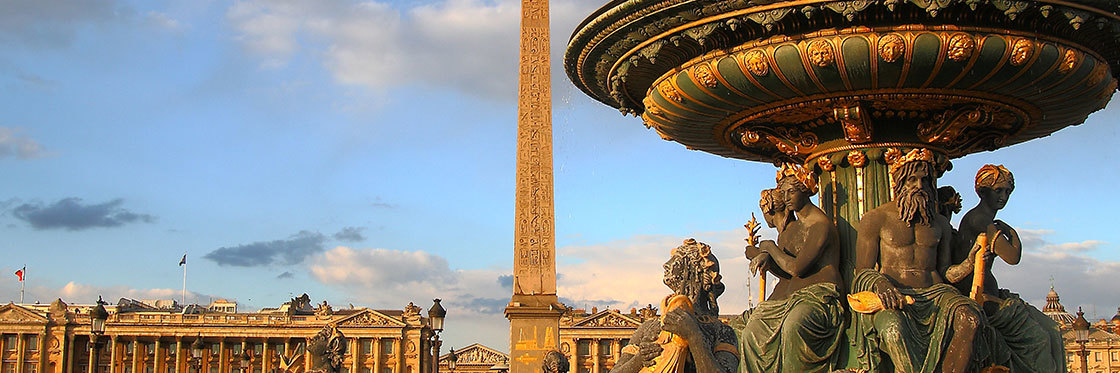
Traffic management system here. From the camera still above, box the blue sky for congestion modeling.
[2,0,1119,351]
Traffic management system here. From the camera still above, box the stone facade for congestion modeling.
[0,298,438,373]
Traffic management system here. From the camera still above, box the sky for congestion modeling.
[2,0,1120,352]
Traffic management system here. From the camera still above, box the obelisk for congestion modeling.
[505,0,561,371]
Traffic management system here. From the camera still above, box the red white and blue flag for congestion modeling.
[179,254,187,266]
[15,267,24,282]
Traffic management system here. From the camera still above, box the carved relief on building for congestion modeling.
[451,344,505,364]
[403,303,422,317]
[0,304,48,323]
[337,310,402,327]
[571,311,643,328]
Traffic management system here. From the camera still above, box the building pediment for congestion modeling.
[335,309,405,327]
[440,343,507,365]
[0,303,48,324]
[572,310,642,328]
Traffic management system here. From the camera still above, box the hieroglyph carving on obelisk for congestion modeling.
[513,0,556,296]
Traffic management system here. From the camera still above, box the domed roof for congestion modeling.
[1111,307,1120,325]
[1043,286,1076,326]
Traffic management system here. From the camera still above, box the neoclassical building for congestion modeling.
[0,295,442,373]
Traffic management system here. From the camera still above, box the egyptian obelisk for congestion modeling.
[505,0,561,371]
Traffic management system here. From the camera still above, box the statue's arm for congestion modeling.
[754,241,792,279]
[610,322,661,373]
[854,212,879,271]
[936,216,953,283]
[768,221,829,277]
[993,220,1022,265]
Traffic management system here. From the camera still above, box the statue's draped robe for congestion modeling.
[985,290,1067,373]
[729,282,845,373]
[850,269,983,373]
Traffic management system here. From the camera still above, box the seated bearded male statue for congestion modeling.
[611,239,739,373]
[851,149,983,373]
[730,163,845,373]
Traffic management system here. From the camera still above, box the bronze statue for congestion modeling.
[307,325,346,373]
[611,239,738,373]
[731,164,845,373]
[944,165,1065,373]
[852,148,982,373]
[542,350,570,373]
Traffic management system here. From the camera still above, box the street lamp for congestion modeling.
[1074,307,1091,373]
[428,299,446,373]
[89,297,109,373]
[190,337,205,373]
[447,348,457,373]
[239,346,252,373]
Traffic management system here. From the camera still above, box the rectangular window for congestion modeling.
[145,343,155,356]
[381,368,392,373]
[27,335,38,351]
[3,336,14,351]
[620,339,630,348]
[145,366,153,373]
[599,341,612,356]
[270,344,283,356]
[210,344,220,356]
[24,364,37,373]
[1112,351,1117,361]
[360,367,371,373]
[231,344,242,355]
[1095,352,1101,362]
[169,365,177,373]
[253,344,262,355]
[361,341,372,355]
[124,366,132,373]
[208,367,218,373]
[380,341,393,355]
[577,340,591,356]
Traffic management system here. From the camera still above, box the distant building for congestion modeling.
[1046,286,1120,372]
[0,295,440,373]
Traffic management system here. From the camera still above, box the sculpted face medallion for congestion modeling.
[947,33,975,62]
[693,64,718,88]
[658,80,683,102]
[1059,49,1078,74]
[879,34,906,63]
[807,40,835,67]
[1009,38,1034,66]
[744,50,769,76]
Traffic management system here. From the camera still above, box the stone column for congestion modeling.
[154,340,162,373]
[17,333,25,373]
[66,335,76,373]
[350,339,359,373]
[175,339,184,373]
[109,337,118,373]
[373,339,382,373]
[132,340,141,373]
[260,342,269,373]
[89,337,98,373]
[591,340,600,373]
[219,340,227,373]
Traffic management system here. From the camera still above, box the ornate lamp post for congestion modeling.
[190,337,205,373]
[447,348,457,373]
[239,345,252,373]
[88,297,109,373]
[428,299,446,373]
[1074,307,1091,373]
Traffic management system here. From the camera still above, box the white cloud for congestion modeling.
[226,0,606,99]
[144,11,184,32]
[0,279,224,307]
[0,127,47,159]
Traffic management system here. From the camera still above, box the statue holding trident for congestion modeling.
[730,163,845,373]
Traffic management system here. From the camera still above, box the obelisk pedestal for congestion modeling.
[505,0,562,372]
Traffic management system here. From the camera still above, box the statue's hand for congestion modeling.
[749,252,771,275]
[873,280,906,310]
[969,237,995,262]
[636,340,663,364]
[661,308,702,341]
[992,219,1014,239]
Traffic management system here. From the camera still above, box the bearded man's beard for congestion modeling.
[898,184,934,226]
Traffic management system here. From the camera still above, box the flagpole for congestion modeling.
[182,255,187,306]
[20,265,25,304]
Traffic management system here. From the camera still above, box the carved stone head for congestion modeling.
[889,149,936,226]
[662,239,724,316]
[975,164,1014,211]
[542,350,570,373]
[936,186,962,219]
